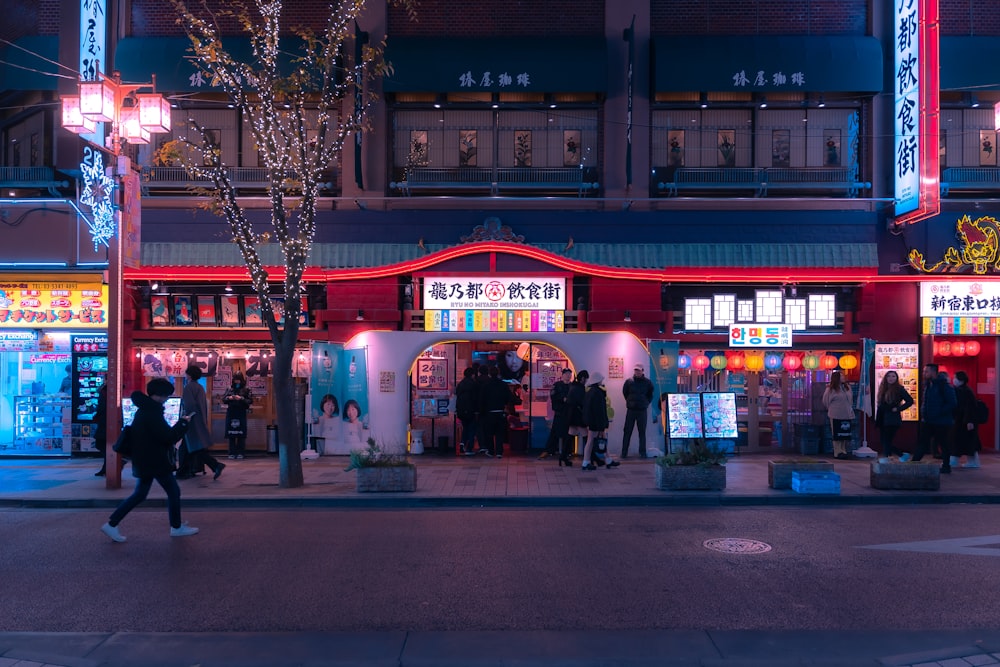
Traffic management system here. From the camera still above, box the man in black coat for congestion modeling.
[455,367,479,455]
[540,368,574,464]
[100,378,196,543]
[621,363,654,458]
[479,366,511,458]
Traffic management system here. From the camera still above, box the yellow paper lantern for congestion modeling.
[838,354,858,370]
[744,353,765,372]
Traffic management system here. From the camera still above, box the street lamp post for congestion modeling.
[61,70,170,489]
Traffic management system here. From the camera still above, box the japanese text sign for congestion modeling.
[423,276,565,311]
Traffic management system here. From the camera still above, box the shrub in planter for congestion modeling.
[654,440,727,491]
[345,438,417,492]
[768,458,835,490]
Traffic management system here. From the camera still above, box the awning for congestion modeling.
[941,37,1000,92]
[0,36,59,91]
[383,37,607,93]
[652,36,883,93]
[114,37,300,92]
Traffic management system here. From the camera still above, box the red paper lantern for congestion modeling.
[966,340,981,356]
[783,354,802,371]
[820,354,839,370]
[952,341,966,356]
[692,354,710,370]
[938,341,951,356]
[728,353,745,370]
[932,341,940,356]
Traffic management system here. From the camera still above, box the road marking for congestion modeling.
[861,535,1000,556]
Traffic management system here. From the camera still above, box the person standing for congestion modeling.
[875,370,914,462]
[181,364,225,480]
[581,372,619,471]
[822,370,855,460]
[455,367,479,456]
[58,364,72,394]
[566,370,589,462]
[94,383,109,476]
[621,363,654,459]
[910,363,957,472]
[479,365,509,458]
[951,370,981,469]
[541,368,574,465]
[222,373,252,460]
[100,378,197,542]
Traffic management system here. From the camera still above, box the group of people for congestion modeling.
[825,363,983,473]
[99,365,255,543]
[455,363,522,458]
[877,363,982,472]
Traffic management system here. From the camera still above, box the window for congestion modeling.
[755,290,783,323]
[809,294,837,326]
[737,299,754,322]
[684,298,712,330]
[713,294,735,327]
[785,298,807,330]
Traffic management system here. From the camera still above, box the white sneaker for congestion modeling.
[170,524,199,537]
[962,453,981,469]
[899,453,911,462]
[101,522,126,543]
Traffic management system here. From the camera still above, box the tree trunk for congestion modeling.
[271,334,304,488]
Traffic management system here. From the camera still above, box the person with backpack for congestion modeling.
[909,364,957,472]
[951,370,982,469]
[100,378,197,542]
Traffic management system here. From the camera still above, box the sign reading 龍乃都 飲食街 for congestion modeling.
[0,280,108,328]
[422,276,566,333]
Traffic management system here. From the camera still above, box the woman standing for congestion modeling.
[222,373,252,460]
[875,370,914,462]
[951,370,981,469]
[565,370,589,465]
[181,365,225,480]
[822,370,855,460]
[581,372,619,471]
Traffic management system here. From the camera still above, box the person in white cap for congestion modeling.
[622,363,654,458]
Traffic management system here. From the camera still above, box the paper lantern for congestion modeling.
[677,354,691,369]
[783,354,802,371]
[744,353,765,372]
[838,353,858,370]
[938,341,951,356]
[710,354,728,370]
[692,354,710,370]
[932,341,940,356]
[952,341,966,356]
[764,353,783,370]
[802,354,820,370]
[728,353,745,370]
[820,354,839,370]
[966,340,981,356]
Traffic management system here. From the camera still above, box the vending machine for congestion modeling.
[70,334,108,450]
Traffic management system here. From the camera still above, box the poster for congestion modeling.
[667,393,704,439]
[608,357,624,379]
[702,392,738,438]
[874,343,920,421]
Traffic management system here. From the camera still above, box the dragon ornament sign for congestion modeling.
[908,215,1000,274]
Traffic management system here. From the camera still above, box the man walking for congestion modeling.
[621,363,654,458]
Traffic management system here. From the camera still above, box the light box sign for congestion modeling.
[423,277,566,311]
[874,343,919,422]
[920,281,1000,317]
[0,280,108,329]
[728,324,792,348]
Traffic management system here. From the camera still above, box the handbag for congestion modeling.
[832,418,853,439]
[111,425,133,457]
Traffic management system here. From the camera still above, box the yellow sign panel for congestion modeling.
[0,279,108,328]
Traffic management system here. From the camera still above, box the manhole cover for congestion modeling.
[703,538,772,554]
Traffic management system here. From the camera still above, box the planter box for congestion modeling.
[356,465,417,493]
[768,460,835,489]
[869,461,939,491]
[791,471,840,495]
[655,464,726,491]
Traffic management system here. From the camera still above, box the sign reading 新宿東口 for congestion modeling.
[920,281,1000,317]
[728,324,793,348]
[0,281,108,329]
[423,276,566,333]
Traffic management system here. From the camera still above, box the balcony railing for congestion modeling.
[0,167,71,196]
[654,167,871,198]
[390,167,599,198]
[140,166,336,196]
[940,167,1000,196]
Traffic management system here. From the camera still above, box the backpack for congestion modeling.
[973,399,989,425]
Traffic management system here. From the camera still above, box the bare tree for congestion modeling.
[162,0,410,487]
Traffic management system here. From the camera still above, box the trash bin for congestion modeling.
[266,425,278,454]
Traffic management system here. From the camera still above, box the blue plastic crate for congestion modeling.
[791,471,841,494]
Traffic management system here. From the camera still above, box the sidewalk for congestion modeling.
[1,450,999,508]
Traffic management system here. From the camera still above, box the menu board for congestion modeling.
[73,354,107,421]
[702,392,738,438]
[666,393,704,439]
[874,343,919,421]
[122,397,182,426]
